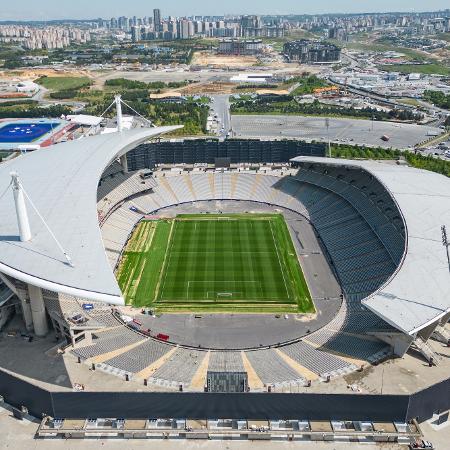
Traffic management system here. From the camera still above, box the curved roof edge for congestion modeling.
[0,126,181,306]
[0,260,123,305]
[290,156,450,336]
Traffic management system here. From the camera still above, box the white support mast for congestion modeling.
[10,172,32,242]
[115,94,129,172]
[115,94,123,132]
[10,171,74,266]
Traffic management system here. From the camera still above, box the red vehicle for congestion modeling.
[156,333,170,341]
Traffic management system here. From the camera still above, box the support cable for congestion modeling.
[120,98,155,127]
[81,99,117,137]
[19,181,74,267]
[99,98,117,118]
[0,180,12,202]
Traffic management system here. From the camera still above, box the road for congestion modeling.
[210,94,231,139]
[328,78,449,126]
[231,115,443,149]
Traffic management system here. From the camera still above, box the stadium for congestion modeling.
[0,118,70,150]
[0,110,449,442]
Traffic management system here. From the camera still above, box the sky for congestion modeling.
[1,0,449,21]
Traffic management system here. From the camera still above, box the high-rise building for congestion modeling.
[177,19,191,39]
[240,15,263,37]
[118,16,128,30]
[153,9,161,32]
[131,26,141,42]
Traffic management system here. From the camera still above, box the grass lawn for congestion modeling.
[35,76,92,91]
[397,98,421,107]
[117,214,314,314]
[342,40,429,61]
[377,63,450,76]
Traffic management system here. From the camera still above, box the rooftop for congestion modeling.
[291,156,450,335]
[0,126,179,304]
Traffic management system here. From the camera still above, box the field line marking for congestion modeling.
[187,280,260,301]
[269,220,290,300]
[156,220,176,302]
[168,251,274,254]
[187,280,260,285]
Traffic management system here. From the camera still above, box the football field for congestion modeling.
[117,214,314,313]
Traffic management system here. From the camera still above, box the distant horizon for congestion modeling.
[0,1,449,22]
[1,9,450,23]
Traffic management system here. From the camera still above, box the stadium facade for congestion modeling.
[0,127,449,429]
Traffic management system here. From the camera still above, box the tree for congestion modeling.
[3,58,22,69]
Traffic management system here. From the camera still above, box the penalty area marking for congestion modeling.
[207,292,243,300]
[187,280,262,300]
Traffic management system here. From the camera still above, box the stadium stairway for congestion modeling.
[412,337,443,366]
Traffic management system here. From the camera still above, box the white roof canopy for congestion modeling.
[291,156,450,335]
[0,126,179,305]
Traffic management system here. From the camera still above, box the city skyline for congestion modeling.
[1,0,450,21]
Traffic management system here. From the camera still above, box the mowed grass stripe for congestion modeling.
[117,214,314,313]
[244,220,262,298]
[158,215,309,308]
[116,220,171,307]
[274,215,313,311]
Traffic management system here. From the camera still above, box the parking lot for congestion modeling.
[420,138,450,160]
[231,115,444,149]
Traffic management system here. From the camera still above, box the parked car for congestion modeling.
[409,440,434,449]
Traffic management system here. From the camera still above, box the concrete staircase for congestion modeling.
[432,325,450,345]
[413,337,443,366]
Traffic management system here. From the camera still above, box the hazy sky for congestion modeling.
[1,0,449,21]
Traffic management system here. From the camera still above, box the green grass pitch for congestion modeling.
[116,214,314,314]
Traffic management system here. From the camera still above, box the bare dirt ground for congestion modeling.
[180,81,237,95]
[191,51,309,71]
[432,47,450,62]
[85,63,322,93]
[192,51,259,68]
[0,68,91,81]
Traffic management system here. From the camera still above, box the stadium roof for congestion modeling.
[0,126,179,305]
[291,156,450,335]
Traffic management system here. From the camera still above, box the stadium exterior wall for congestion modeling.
[1,369,448,422]
[126,139,326,170]
[406,377,450,422]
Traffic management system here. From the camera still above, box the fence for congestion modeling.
[1,369,448,422]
